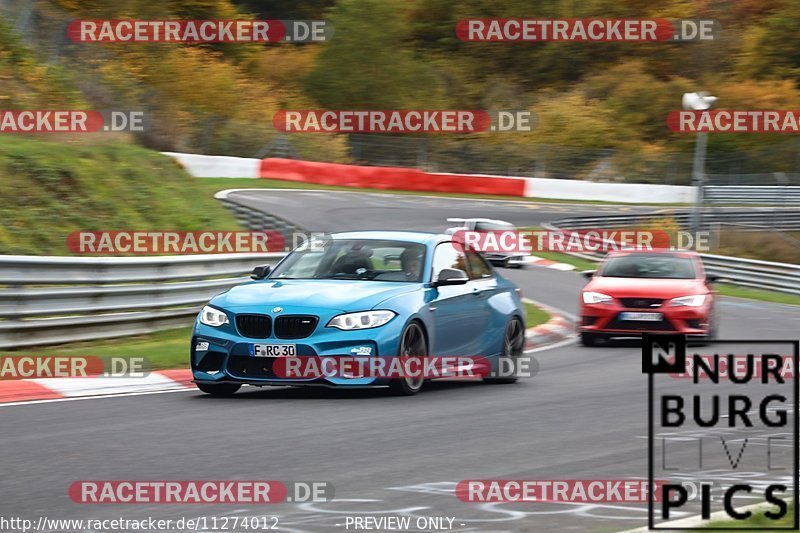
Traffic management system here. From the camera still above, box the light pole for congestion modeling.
[683,92,717,236]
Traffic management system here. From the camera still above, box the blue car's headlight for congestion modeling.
[327,310,396,330]
[199,305,230,327]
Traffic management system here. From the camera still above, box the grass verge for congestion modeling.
[524,302,551,328]
[715,228,800,264]
[0,137,241,255]
[531,251,600,271]
[715,283,800,306]
[0,328,192,370]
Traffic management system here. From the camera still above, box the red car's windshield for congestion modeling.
[600,254,696,279]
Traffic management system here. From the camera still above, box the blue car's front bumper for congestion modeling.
[191,310,409,388]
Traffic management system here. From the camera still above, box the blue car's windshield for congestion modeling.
[270,239,426,282]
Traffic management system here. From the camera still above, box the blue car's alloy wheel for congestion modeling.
[485,317,525,384]
[389,322,427,396]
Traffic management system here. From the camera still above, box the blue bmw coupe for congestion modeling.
[191,231,526,395]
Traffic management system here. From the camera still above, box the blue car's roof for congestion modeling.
[327,231,443,245]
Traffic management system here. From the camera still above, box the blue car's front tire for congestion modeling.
[485,317,526,384]
[388,321,427,396]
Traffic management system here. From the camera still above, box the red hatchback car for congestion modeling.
[579,250,717,346]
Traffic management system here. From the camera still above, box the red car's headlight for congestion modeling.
[582,291,613,305]
[669,295,706,307]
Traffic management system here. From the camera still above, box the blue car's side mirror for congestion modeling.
[433,268,469,287]
[250,265,271,280]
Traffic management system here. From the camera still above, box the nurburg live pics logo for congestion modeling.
[643,334,799,530]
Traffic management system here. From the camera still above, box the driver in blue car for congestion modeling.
[401,248,423,280]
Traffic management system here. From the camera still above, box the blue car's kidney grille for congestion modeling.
[274,315,318,339]
[235,314,272,338]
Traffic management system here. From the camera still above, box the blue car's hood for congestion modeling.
[211,279,420,312]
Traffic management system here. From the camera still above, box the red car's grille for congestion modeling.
[618,298,664,309]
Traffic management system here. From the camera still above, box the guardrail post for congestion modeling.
[690,132,708,234]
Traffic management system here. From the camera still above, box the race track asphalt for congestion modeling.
[1,190,798,532]
[222,189,663,234]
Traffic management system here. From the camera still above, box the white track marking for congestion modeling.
[0,387,196,408]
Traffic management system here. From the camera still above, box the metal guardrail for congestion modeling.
[705,186,800,206]
[551,210,800,231]
[0,253,285,349]
[699,254,800,295]
[546,215,800,296]
[562,249,800,296]
[4,210,798,349]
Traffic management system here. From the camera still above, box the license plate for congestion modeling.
[619,312,663,322]
[250,344,297,357]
